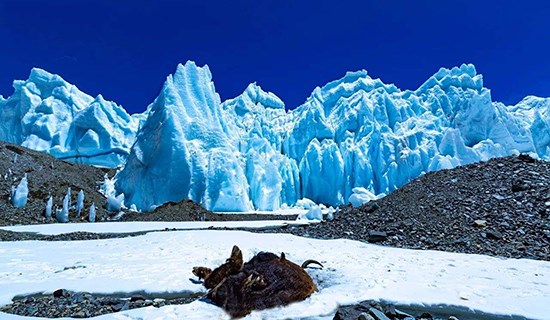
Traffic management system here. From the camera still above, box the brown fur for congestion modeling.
[193,246,317,318]
[192,245,243,289]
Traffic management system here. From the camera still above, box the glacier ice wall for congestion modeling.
[1,62,549,212]
[115,62,550,212]
[115,62,253,211]
[0,68,144,167]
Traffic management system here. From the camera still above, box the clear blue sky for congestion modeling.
[0,0,548,113]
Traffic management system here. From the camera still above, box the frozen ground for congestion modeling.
[0,220,311,236]
[215,208,311,215]
[0,223,549,320]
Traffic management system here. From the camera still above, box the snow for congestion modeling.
[106,194,124,212]
[0,220,311,235]
[217,208,313,216]
[2,62,550,212]
[348,187,378,207]
[11,175,28,208]
[297,205,323,221]
[0,225,548,320]
[294,198,317,210]
[326,207,335,221]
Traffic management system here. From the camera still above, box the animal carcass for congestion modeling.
[193,245,322,317]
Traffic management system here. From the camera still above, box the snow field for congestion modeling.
[0,226,548,319]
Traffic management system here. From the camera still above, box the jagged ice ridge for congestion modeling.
[0,68,145,167]
[0,62,549,212]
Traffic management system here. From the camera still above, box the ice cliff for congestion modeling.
[0,68,144,167]
[115,62,550,211]
[1,62,549,212]
[115,62,253,211]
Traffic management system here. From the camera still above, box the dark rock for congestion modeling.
[111,301,129,312]
[451,237,471,246]
[129,295,145,302]
[417,312,433,319]
[365,202,380,213]
[333,300,377,320]
[71,292,85,303]
[0,290,203,319]
[358,313,375,320]
[395,308,415,319]
[73,310,89,318]
[26,306,38,315]
[101,297,120,306]
[368,230,388,243]
[53,289,69,298]
[83,293,95,302]
[384,304,397,318]
[511,183,529,192]
[369,307,391,320]
[486,230,503,240]
[518,154,536,163]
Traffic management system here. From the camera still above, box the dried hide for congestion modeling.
[192,245,321,318]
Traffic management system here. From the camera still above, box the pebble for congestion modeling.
[368,230,388,243]
[486,230,503,240]
[473,220,487,227]
[0,290,202,318]
[358,313,375,320]
[333,300,460,320]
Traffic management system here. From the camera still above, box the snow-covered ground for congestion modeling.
[1,223,549,320]
[0,220,311,236]
[216,208,311,216]
[216,205,336,216]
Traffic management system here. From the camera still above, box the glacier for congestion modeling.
[0,68,144,167]
[114,62,253,211]
[115,62,549,212]
[1,62,549,212]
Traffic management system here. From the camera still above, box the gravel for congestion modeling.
[258,154,550,261]
[0,289,203,318]
[118,199,295,222]
[2,152,549,261]
[0,142,115,226]
[333,300,531,320]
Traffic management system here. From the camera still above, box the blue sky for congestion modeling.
[0,0,548,113]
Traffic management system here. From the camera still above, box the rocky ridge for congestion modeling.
[0,141,114,226]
